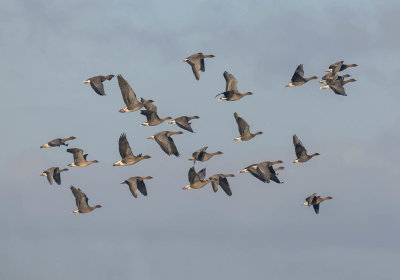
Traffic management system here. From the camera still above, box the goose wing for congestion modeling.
[327,80,346,96]
[234,112,250,136]
[224,71,238,92]
[70,186,90,212]
[67,148,85,164]
[305,193,317,205]
[293,135,307,159]
[117,74,139,106]
[44,168,55,184]
[137,180,148,196]
[119,133,134,159]
[53,167,61,185]
[155,133,179,156]
[188,167,199,184]
[313,203,320,214]
[90,77,106,96]
[218,177,232,196]
[126,179,139,198]
[174,117,193,132]
[291,64,305,82]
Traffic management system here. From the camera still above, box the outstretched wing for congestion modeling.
[223,71,238,92]
[119,133,134,159]
[293,135,307,158]
[218,177,232,196]
[137,180,148,196]
[291,64,304,82]
[234,112,250,136]
[117,74,139,106]
[90,77,105,96]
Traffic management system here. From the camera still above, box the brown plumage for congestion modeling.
[216,71,253,101]
[233,112,263,141]
[327,61,358,73]
[188,146,223,164]
[82,75,114,96]
[117,74,154,112]
[320,78,356,96]
[40,136,76,148]
[303,193,333,214]
[66,148,99,167]
[240,161,284,184]
[168,116,199,133]
[70,186,102,214]
[292,135,320,163]
[140,102,172,126]
[41,167,68,185]
[121,176,153,198]
[147,131,183,157]
[182,167,217,190]
[209,174,235,196]
[182,52,215,80]
[285,64,318,87]
[113,133,151,166]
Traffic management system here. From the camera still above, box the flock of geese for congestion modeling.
[40,53,357,215]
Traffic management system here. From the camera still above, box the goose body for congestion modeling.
[41,167,68,185]
[182,52,215,80]
[147,131,183,157]
[285,64,318,87]
[67,148,99,167]
[82,75,114,96]
[292,134,320,163]
[168,116,199,133]
[189,146,223,163]
[233,112,263,141]
[240,161,284,184]
[216,71,253,101]
[113,133,151,166]
[121,176,152,198]
[303,193,333,214]
[40,136,76,148]
[70,186,101,214]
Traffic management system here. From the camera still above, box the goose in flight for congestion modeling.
[216,71,253,101]
[67,148,99,167]
[168,115,199,133]
[285,64,318,87]
[182,167,218,190]
[82,75,114,96]
[292,134,320,163]
[121,176,153,198]
[188,146,223,164]
[41,167,68,185]
[209,173,235,196]
[113,133,151,166]
[319,78,356,96]
[240,161,284,184]
[182,52,215,80]
[327,61,358,73]
[117,74,154,112]
[319,73,351,84]
[147,131,183,157]
[40,136,76,148]
[140,102,172,126]
[303,193,333,214]
[70,186,102,214]
[233,112,263,141]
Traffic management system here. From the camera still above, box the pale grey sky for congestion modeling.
[1,1,399,279]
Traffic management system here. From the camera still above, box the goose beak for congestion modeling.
[146,136,155,140]
[120,181,125,184]
[82,80,90,84]
[182,59,187,62]
[40,173,46,176]
[182,185,190,190]
[239,169,248,173]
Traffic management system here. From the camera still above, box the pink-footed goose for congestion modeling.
[113,133,151,166]
[82,75,114,96]
[70,186,101,214]
[182,52,215,80]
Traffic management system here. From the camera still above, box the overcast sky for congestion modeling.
[1,0,400,279]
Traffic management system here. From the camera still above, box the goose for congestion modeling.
[40,136,76,148]
[215,71,253,101]
[327,61,358,73]
[319,73,351,84]
[292,135,320,163]
[182,167,218,190]
[209,174,235,196]
[233,112,263,141]
[140,102,172,126]
[240,161,284,184]
[70,186,101,214]
[182,52,215,80]
[117,74,154,112]
[285,64,318,87]
[113,133,151,166]
[121,176,153,198]
[168,116,199,133]
[82,75,114,96]
[147,131,183,157]
[67,148,99,167]
[303,193,333,214]
[188,146,223,164]
[319,78,356,96]
[41,167,68,185]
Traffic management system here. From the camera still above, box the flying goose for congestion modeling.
[209,174,235,196]
[285,64,318,87]
[41,167,68,185]
[82,75,114,96]
[140,102,172,126]
[188,146,223,164]
[240,161,284,184]
[70,186,101,214]
[303,193,333,214]
[113,133,151,166]
[319,73,351,84]
[40,136,76,148]
[121,176,153,198]
[67,148,99,167]
[215,71,253,101]
[182,52,215,80]
[147,131,183,157]
[319,78,356,96]
[168,116,199,133]
[292,135,320,163]
[327,61,358,73]
[233,112,263,141]
[117,74,154,112]
[182,167,218,190]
